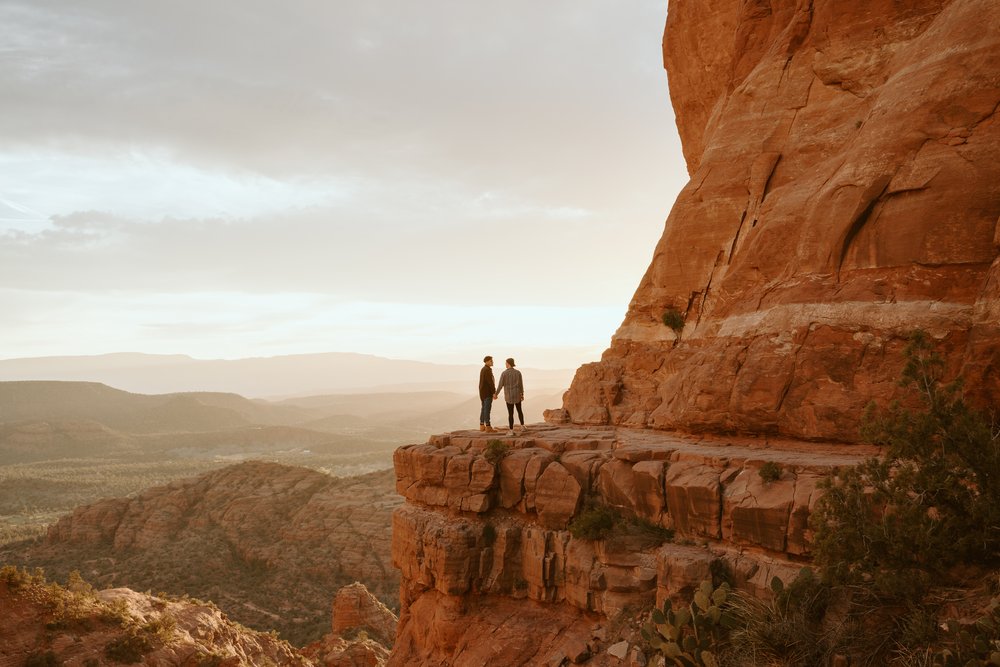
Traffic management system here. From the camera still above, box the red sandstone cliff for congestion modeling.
[388,2,1000,664]
[560,0,1000,441]
[388,426,876,665]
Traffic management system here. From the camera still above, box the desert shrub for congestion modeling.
[141,614,176,642]
[725,569,830,666]
[641,579,735,666]
[98,597,132,625]
[568,499,617,540]
[0,565,45,589]
[662,309,686,333]
[625,515,675,543]
[101,614,172,664]
[340,627,370,641]
[567,494,671,543]
[758,461,782,483]
[483,439,510,466]
[44,570,101,631]
[66,569,94,596]
[811,331,1000,600]
[0,522,48,545]
[104,630,153,663]
[192,653,226,667]
[889,604,942,664]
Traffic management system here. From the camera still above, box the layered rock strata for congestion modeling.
[560,0,1000,441]
[390,426,875,665]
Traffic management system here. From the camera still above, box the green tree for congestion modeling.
[811,331,1000,598]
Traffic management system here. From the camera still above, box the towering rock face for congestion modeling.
[562,0,1000,441]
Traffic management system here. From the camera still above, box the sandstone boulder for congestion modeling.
[722,467,796,551]
[535,462,583,529]
[597,459,667,525]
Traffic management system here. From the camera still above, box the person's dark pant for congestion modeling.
[506,402,524,429]
[480,396,493,425]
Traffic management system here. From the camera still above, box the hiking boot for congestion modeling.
[479,424,486,431]
[485,425,497,433]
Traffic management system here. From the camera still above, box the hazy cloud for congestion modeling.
[0,0,686,364]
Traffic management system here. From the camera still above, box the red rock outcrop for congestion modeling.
[560,0,1000,441]
[1,571,395,667]
[331,582,397,645]
[302,582,396,667]
[4,462,401,646]
[0,573,309,666]
[389,426,875,665]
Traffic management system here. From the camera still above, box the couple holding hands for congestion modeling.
[478,355,525,435]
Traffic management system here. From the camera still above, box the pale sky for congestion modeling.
[1,1,687,369]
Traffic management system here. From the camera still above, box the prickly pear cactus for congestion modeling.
[640,580,736,667]
[935,598,1000,667]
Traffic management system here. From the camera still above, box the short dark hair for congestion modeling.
[506,358,515,367]
[483,355,492,363]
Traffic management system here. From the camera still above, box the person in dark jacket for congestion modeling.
[479,355,497,432]
[494,357,524,435]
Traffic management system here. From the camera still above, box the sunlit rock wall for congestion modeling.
[562,0,1000,441]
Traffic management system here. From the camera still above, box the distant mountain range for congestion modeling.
[0,352,576,398]
[0,380,565,464]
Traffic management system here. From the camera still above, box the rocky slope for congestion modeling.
[0,567,394,667]
[559,0,1000,441]
[1,462,401,646]
[0,567,309,666]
